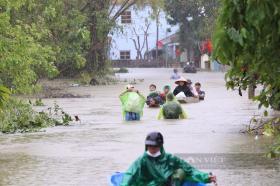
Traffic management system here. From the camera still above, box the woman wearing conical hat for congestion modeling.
[173,77,196,98]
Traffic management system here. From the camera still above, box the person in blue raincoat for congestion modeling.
[121,132,217,186]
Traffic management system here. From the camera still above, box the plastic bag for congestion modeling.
[176,92,187,101]
[120,92,145,114]
[176,92,199,103]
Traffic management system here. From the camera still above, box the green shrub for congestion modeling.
[48,102,73,126]
[267,136,280,158]
[0,85,11,109]
[0,99,72,134]
[247,117,280,158]
[78,72,92,85]
[33,99,45,106]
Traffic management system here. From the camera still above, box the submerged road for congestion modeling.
[0,68,279,186]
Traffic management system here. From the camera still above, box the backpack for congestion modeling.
[162,102,182,119]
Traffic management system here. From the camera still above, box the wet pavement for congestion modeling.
[0,68,279,186]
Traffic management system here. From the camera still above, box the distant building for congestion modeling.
[148,33,195,67]
[109,5,178,61]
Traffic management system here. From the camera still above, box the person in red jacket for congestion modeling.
[160,85,171,103]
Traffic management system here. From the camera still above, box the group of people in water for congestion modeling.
[117,71,217,186]
[119,74,205,121]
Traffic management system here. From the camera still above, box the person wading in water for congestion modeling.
[121,132,217,186]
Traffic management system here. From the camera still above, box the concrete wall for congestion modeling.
[200,54,210,69]
[200,54,228,71]
[109,5,178,60]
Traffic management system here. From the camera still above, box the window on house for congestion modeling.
[121,11,132,24]
[120,51,131,60]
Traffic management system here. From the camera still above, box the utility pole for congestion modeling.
[155,10,160,64]
[165,29,168,68]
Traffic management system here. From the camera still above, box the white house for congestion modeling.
[109,5,178,60]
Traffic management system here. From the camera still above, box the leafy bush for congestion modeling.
[264,119,280,158]
[213,0,280,158]
[0,86,11,109]
[0,99,72,134]
[78,72,92,85]
[267,136,280,158]
[48,102,73,126]
[213,0,280,110]
[32,99,45,106]
[244,116,280,158]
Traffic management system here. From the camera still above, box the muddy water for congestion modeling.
[0,68,279,186]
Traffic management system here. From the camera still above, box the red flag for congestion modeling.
[175,48,181,57]
[201,40,212,53]
[206,40,213,53]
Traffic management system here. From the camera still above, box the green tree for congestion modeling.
[213,0,280,110]
[0,0,58,93]
[165,0,219,62]
[0,0,165,93]
[0,86,10,109]
[213,0,280,157]
[11,0,90,77]
[41,0,90,77]
[81,0,164,74]
[80,0,136,74]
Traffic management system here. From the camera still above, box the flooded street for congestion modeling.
[0,68,279,186]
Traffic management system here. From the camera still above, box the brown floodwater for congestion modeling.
[0,68,279,186]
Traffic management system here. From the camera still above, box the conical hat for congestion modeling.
[175,77,187,85]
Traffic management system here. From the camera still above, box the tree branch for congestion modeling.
[109,0,118,16]
[131,38,138,50]
[80,1,89,12]
[112,0,130,19]
[131,27,140,51]
[141,23,150,51]
[111,0,136,21]
[137,35,141,50]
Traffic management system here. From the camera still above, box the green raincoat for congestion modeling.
[120,147,210,186]
[157,94,187,119]
[119,91,146,118]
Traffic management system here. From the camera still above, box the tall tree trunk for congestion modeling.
[83,0,137,73]
[143,23,150,61]
[248,83,255,99]
[145,34,149,60]
[85,1,109,73]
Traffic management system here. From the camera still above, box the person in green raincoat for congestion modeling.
[158,93,187,119]
[119,84,146,121]
[120,132,217,186]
